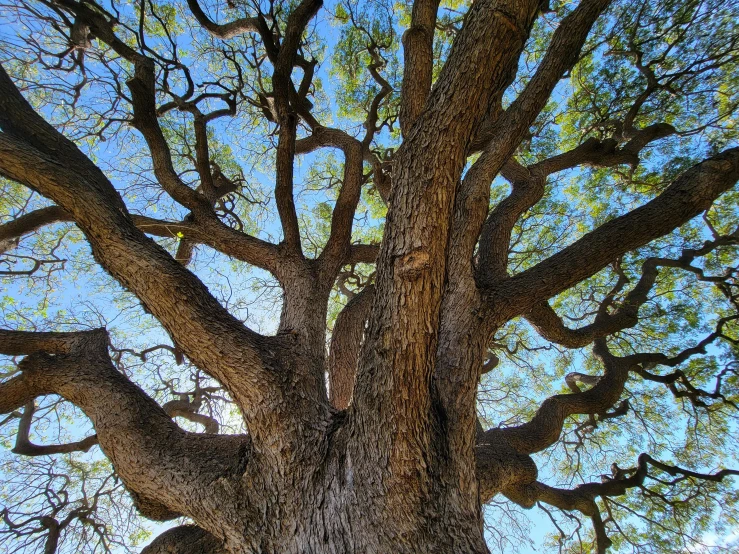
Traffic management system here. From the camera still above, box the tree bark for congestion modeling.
[2,0,739,550]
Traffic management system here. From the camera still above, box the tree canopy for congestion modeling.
[0,0,738,551]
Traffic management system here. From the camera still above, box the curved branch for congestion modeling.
[0,67,310,456]
[479,309,736,478]
[328,285,374,409]
[296,126,365,280]
[475,433,538,504]
[12,401,98,456]
[457,0,613,288]
[524,229,738,348]
[508,454,739,553]
[126,60,210,211]
[162,398,219,433]
[0,328,250,525]
[484,340,631,455]
[321,165,363,275]
[477,161,546,284]
[476,124,676,287]
[142,524,227,554]
[49,2,207,211]
[486,147,739,322]
[185,0,261,39]
[524,301,636,348]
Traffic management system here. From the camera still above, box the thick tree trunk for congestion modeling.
[5,0,739,551]
[170,445,492,554]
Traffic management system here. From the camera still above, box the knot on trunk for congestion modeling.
[395,249,430,278]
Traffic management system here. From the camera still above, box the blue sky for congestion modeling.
[1,0,739,551]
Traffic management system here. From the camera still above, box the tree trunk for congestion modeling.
[175,442,492,554]
[3,0,739,551]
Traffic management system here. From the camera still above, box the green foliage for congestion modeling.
[1,0,738,551]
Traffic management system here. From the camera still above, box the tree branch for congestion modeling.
[483,340,631,455]
[0,208,282,274]
[537,123,676,176]
[0,206,69,255]
[319,137,363,273]
[507,454,739,553]
[399,0,440,136]
[162,398,219,433]
[477,160,547,285]
[296,126,365,280]
[456,0,613,289]
[486,147,739,322]
[328,285,374,409]
[271,0,323,252]
[350,0,543,504]
[141,524,226,554]
[50,1,208,211]
[126,59,210,211]
[0,66,314,458]
[347,243,380,265]
[524,228,738,348]
[185,0,261,39]
[0,328,250,524]
[12,401,99,456]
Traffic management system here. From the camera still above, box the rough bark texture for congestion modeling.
[142,525,227,554]
[1,0,738,552]
[328,286,375,409]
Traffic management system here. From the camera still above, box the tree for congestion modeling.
[0,0,738,550]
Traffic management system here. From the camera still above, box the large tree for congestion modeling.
[0,0,738,551]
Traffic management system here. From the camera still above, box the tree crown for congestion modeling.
[0,0,738,551]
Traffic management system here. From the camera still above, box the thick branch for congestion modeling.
[274,121,302,252]
[458,0,613,288]
[0,206,68,254]
[270,0,324,254]
[351,0,543,507]
[524,299,637,349]
[484,340,631,455]
[0,68,312,457]
[477,161,546,284]
[318,137,364,278]
[0,329,249,525]
[328,285,374,409]
[296,126,365,280]
[476,124,675,286]
[185,0,261,39]
[126,60,209,211]
[486,147,739,322]
[142,524,227,554]
[347,243,380,264]
[475,433,539,504]
[399,0,441,136]
[162,398,219,433]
